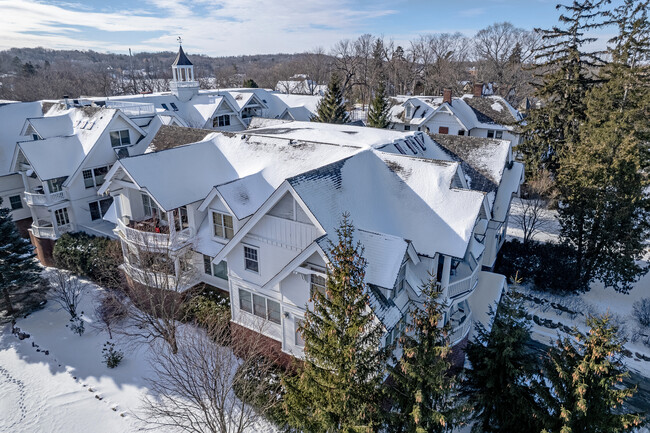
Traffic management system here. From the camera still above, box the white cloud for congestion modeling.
[0,0,398,55]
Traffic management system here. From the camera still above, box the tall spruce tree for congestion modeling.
[519,0,609,177]
[0,198,42,314]
[555,0,650,291]
[384,277,462,433]
[283,214,384,433]
[538,315,644,433]
[462,291,542,433]
[366,82,390,128]
[312,73,350,124]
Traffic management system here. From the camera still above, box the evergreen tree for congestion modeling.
[538,315,644,433]
[283,214,384,433]
[462,291,542,433]
[312,74,350,124]
[519,0,609,177]
[366,82,390,128]
[243,78,258,88]
[0,198,42,314]
[384,277,462,433]
[555,0,650,291]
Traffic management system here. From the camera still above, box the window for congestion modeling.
[458,130,465,136]
[89,197,113,221]
[161,103,169,110]
[170,103,179,111]
[405,105,413,118]
[54,208,70,226]
[310,273,326,299]
[244,246,259,273]
[203,254,212,274]
[212,211,234,239]
[239,288,281,324]
[495,130,503,139]
[438,126,449,134]
[395,261,407,296]
[413,134,426,151]
[83,165,110,189]
[115,147,130,159]
[32,133,39,141]
[47,176,66,193]
[487,130,495,139]
[9,195,22,210]
[239,289,252,313]
[404,139,418,154]
[394,143,406,154]
[110,130,131,148]
[213,115,231,128]
[294,319,305,347]
[404,125,410,131]
[212,260,228,280]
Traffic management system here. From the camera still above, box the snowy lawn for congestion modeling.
[0,269,276,433]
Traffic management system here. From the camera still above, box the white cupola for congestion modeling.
[170,41,199,101]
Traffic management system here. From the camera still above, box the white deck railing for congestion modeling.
[24,190,67,206]
[105,101,155,116]
[448,263,480,299]
[449,311,472,345]
[31,221,72,239]
[116,219,194,250]
[122,262,199,291]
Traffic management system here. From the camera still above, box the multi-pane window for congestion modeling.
[239,289,252,313]
[110,130,131,148]
[212,211,234,239]
[238,288,281,325]
[9,195,22,210]
[294,319,305,347]
[310,273,326,299]
[47,176,66,193]
[89,197,113,221]
[394,262,407,296]
[495,130,503,139]
[244,246,259,273]
[386,316,406,347]
[202,255,229,281]
[83,165,110,189]
[213,115,231,128]
[54,208,70,226]
[142,193,165,220]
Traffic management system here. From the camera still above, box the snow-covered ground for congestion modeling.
[0,270,276,433]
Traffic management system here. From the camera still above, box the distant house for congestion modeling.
[389,84,524,146]
[276,75,327,96]
[99,120,522,365]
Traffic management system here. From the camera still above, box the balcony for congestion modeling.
[30,219,73,239]
[24,190,68,207]
[449,302,472,345]
[116,218,194,251]
[122,262,199,291]
[170,80,199,90]
[105,101,155,117]
[448,261,480,299]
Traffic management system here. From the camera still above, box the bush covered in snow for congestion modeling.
[181,285,230,326]
[633,298,650,328]
[495,239,577,292]
[53,232,123,289]
[68,315,85,336]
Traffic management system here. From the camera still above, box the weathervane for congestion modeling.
[177,36,182,46]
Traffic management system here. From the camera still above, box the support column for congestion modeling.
[441,255,451,292]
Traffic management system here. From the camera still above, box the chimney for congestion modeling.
[443,88,452,105]
[473,82,483,98]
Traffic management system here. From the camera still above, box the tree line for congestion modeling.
[1,21,539,106]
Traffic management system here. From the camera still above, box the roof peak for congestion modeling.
[172,45,193,66]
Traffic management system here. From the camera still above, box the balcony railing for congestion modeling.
[448,262,480,299]
[122,262,199,291]
[116,218,194,250]
[31,221,73,239]
[24,190,68,206]
[105,101,155,116]
[449,310,472,345]
[170,81,199,90]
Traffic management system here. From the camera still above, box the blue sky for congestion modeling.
[0,0,616,56]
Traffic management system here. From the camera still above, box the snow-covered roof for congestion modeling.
[172,46,193,66]
[356,229,408,289]
[0,101,42,176]
[290,150,486,259]
[389,94,522,132]
[26,113,74,138]
[16,107,120,181]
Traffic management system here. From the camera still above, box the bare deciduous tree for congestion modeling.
[93,289,128,339]
[511,171,554,244]
[142,313,281,433]
[50,269,86,319]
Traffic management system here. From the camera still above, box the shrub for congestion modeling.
[67,314,85,336]
[495,239,577,292]
[53,232,123,288]
[633,298,650,328]
[102,341,124,368]
[181,285,230,325]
